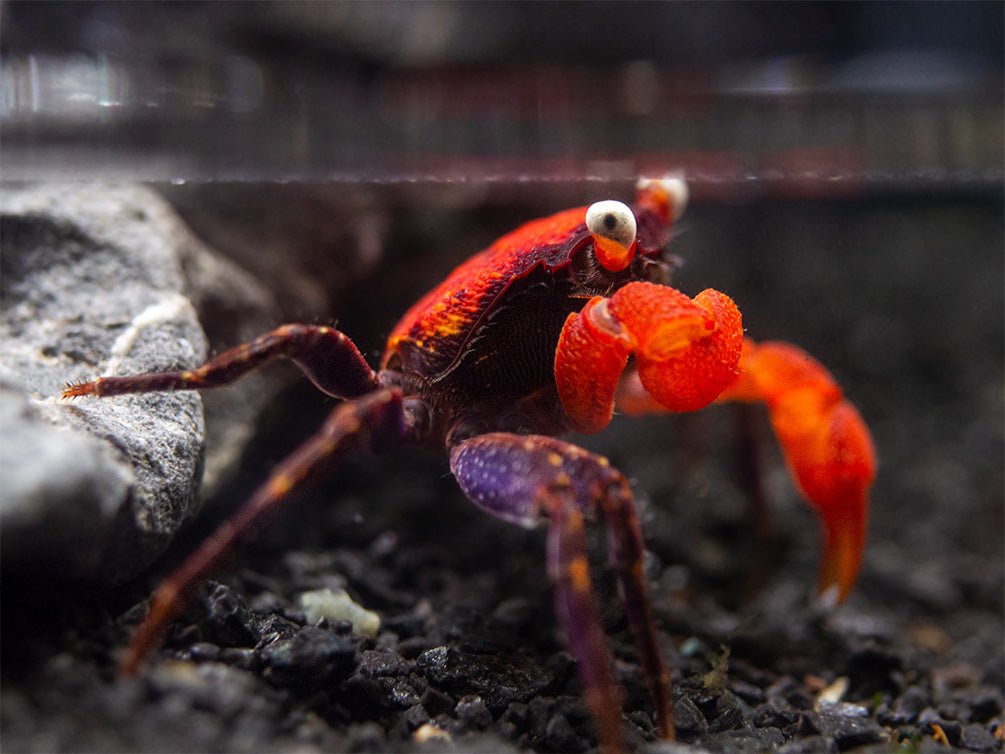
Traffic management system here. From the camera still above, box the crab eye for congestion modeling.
[586,200,637,272]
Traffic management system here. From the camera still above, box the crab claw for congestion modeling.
[717,340,876,601]
[555,281,743,435]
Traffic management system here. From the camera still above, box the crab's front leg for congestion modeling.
[450,433,672,752]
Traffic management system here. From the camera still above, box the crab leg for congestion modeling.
[63,324,380,400]
[119,388,407,676]
[555,280,744,434]
[616,339,876,601]
[450,433,673,751]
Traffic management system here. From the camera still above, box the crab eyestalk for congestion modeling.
[636,175,689,225]
[586,200,638,272]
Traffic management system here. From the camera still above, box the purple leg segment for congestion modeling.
[450,432,673,750]
[548,494,626,753]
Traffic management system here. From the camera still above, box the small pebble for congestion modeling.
[455,695,492,730]
[960,722,1001,753]
[188,642,221,662]
[219,647,256,671]
[298,588,380,639]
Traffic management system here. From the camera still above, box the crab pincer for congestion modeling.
[555,282,744,434]
[716,340,876,601]
[615,335,876,605]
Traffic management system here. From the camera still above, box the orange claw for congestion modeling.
[555,281,743,434]
[717,340,876,601]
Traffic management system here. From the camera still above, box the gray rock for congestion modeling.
[0,183,247,584]
[0,384,133,580]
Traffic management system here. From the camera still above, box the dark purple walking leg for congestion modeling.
[450,432,672,752]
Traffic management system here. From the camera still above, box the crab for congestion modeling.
[64,177,876,753]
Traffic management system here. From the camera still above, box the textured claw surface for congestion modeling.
[719,340,876,600]
[556,282,743,434]
[625,286,743,413]
[555,299,632,434]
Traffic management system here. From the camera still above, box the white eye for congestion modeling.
[586,200,637,248]
[586,200,637,272]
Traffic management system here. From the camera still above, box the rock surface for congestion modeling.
[0,184,276,584]
[1,184,208,583]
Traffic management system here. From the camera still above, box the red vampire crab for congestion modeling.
[64,177,876,753]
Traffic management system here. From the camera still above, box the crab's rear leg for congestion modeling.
[120,388,407,676]
[63,324,380,400]
[450,433,672,752]
[617,339,876,602]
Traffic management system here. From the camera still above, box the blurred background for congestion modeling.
[2,1,1002,192]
